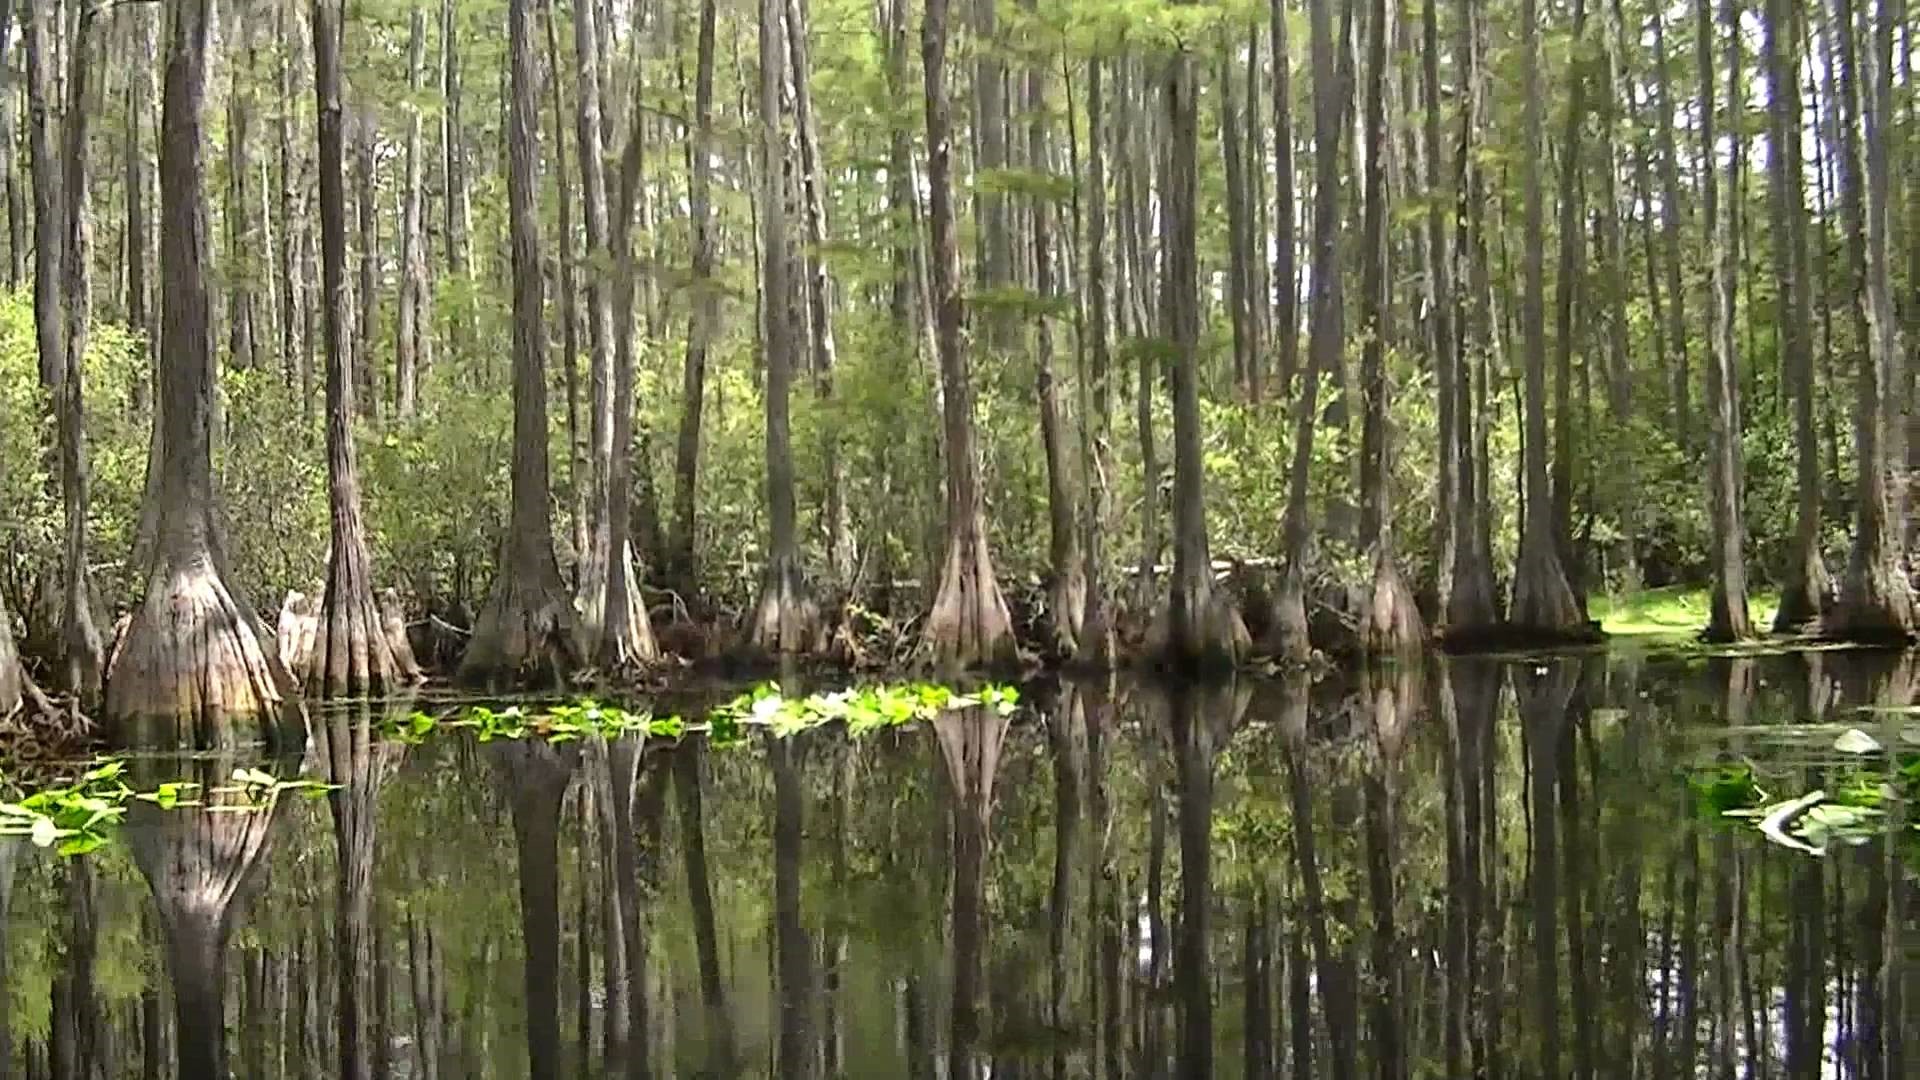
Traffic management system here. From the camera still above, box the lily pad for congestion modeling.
[1834,728,1883,755]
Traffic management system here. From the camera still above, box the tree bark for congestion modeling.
[460,0,583,686]
[0,1,20,291]
[1077,54,1116,667]
[354,107,378,419]
[747,0,822,655]
[310,0,419,697]
[1026,7,1083,659]
[783,0,853,588]
[1267,0,1347,661]
[396,4,429,420]
[597,0,660,671]
[1154,17,1248,671]
[1769,0,1833,629]
[226,9,260,372]
[921,0,1015,668]
[440,0,470,351]
[27,0,106,701]
[1221,41,1254,396]
[1510,0,1587,637]
[106,0,287,735]
[1830,0,1915,638]
[1549,0,1590,587]
[278,0,311,414]
[1271,0,1299,397]
[1357,0,1424,654]
[1651,10,1692,435]
[669,0,718,593]
[1697,0,1755,641]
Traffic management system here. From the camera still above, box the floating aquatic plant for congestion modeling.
[1685,727,1919,857]
[0,759,331,857]
[393,680,1021,749]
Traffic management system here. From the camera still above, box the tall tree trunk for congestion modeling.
[1550,0,1590,588]
[1510,0,1586,637]
[25,0,64,392]
[460,0,582,686]
[972,0,1011,350]
[278,0,310,414]
[1271,0,1299,397]
[27,0,106,701]
[571,0,628,650]
[355,109,378,419]
[1697,0,1754,641]
[1831,0,1915,637]
[1155,13,1248,671]
[543,1,588,584]
[921,0,1015,668]
[1266,0,1347,661]
[310,0,418,696]
[783,0,854,588]
[440,0,470,349]
[1357,0,1424,654]
[106,0,286,733]
[396,4,428,420]
[0,1,20,292]
[598,0,659,670]
[669,0,718,592]
[226,11,260,372]
[1221,41,1253,396]
[747,0,822,654]
[1026,8,1083,658]
[1077,54,1116,667]
[1770,0,1833,628]
[1651,10,1692,436]
[1441,0,1500,637]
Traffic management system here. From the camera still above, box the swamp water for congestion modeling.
[2,648,1916,1078]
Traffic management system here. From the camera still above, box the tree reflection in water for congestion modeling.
[4,653,1914,1078]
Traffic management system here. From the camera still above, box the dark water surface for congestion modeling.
[4,649,1918,1078]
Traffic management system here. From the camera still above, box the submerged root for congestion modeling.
[380,589,426,682]
[1253,567,1312,664]
[746,553,825,657]
[1042,565,1088,662]
[1361,552,1426,656]
[1072,593,1117,671]
[1505,538,1597,644]
[460,570,581,689]
[104,556,286,741]
[582,541,659,671]
[1823,556,1917,644]
[1147,576,1251,674]
[1772,552,1834,633]
[921,530,1019,671]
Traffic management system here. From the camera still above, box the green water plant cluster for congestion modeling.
[1686,728,1920,857]
[0,759,331,857]
[392,681,1022,749]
